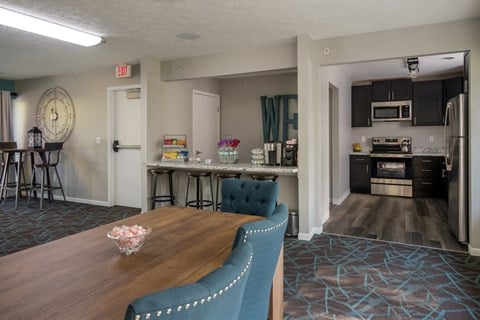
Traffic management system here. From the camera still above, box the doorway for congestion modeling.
[192,90,220,161]
[107,84,143,208]
[329,83,339,204]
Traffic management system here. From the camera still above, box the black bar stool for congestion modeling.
[185,171,214,209]
[150,168,175,209]
[250,173,278,181]
[215,172,241,211]
[27,142,66,209]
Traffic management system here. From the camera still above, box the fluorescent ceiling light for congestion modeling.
[0,7,104,47]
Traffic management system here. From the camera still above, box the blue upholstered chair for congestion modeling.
[220,179,279,217]
[232,203,288,320]
[124,242,253,320]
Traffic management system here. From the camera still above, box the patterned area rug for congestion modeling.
[284,233,480,320]
[0,197,140,257]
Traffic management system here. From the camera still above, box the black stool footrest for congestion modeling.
[186,200,214,209]
[150,169,175,209]
[185,171,214,210]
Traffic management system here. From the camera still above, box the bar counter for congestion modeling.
[145,161,298,176]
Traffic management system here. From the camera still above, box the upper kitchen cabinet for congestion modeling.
[351,85,372,127]
[412,80,443,126]
[443,76,464,104]
[371,79,412,102]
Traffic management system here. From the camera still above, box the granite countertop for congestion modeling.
[349,147,444,157]
[411,147,445,157]
[145,161,298,175]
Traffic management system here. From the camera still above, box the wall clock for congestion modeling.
[36,87,76,142]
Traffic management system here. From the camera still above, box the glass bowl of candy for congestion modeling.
[107,225,151,255]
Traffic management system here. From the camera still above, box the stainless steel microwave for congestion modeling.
[371,100,412,122]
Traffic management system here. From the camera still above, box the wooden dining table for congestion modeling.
[0,206,284,320]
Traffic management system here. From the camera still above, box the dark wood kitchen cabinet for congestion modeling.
[351,85,372,127]
[443,77,463,103]
[412,80,443,126]
[371,79,412,102]
[350,155,371,194]
[413,156,445,198]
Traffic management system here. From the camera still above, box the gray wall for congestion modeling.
[13,62,220,207]
[219,72,298,162]
[219,72,299,210]
[351,123,444,149]
[14,66,140,203]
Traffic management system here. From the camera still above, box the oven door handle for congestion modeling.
[370,153,413,158]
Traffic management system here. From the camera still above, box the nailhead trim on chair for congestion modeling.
[133,253,254,320]
[241,217,288,243]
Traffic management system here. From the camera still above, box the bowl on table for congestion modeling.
[107,225,151,255]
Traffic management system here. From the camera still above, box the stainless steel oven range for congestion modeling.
[370,137,413,197]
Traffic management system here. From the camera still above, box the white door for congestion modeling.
[110,86,142,208]
[192,90,220,161]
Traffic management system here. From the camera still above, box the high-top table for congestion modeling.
[0,147,50,208]
[0,206,284,320]
[0,148,29,208]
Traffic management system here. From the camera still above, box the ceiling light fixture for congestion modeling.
[406,57,419,78]
[0,7,104,47]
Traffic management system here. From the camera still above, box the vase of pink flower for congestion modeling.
[218,138,240,164]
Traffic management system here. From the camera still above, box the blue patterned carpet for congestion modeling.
[3,198,480,319]
[284,233,480,320]
[0,197,140,256]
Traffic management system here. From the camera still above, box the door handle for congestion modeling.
[112,140,141,152]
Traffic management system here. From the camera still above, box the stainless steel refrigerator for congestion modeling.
[444,93,468,243]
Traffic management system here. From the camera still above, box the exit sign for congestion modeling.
[115,65,131,78]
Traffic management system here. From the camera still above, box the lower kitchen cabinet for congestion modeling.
[413,156,446,198]
[350,155,371,194]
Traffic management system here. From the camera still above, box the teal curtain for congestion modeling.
[0,91,13,142]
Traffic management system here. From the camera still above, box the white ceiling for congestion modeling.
[344,52,465,82]
[0,0,479,80]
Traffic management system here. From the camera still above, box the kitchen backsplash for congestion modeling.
[351,120,444,149]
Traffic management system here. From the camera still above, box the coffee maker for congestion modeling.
[264,142,282,166]
[282,140,298,166]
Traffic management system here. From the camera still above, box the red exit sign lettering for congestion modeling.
[116,65,132,78]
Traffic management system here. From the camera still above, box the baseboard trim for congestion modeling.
[298,227,323,241]
[469,245,480,257]
[48,194,110,207]
[298,231,313,241]
[332,190,350,205]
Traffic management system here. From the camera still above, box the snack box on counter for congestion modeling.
[162,150,189,162]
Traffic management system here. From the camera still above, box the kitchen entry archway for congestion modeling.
[192,90,220,161]
[107,84,143,208]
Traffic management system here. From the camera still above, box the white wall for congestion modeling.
[158,18,480,253]
[14,66,140,204]
[322,65,354,204]
[161,42,297,80]
[299,18,480,253]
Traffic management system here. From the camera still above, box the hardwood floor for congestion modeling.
[324,193,467,252]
